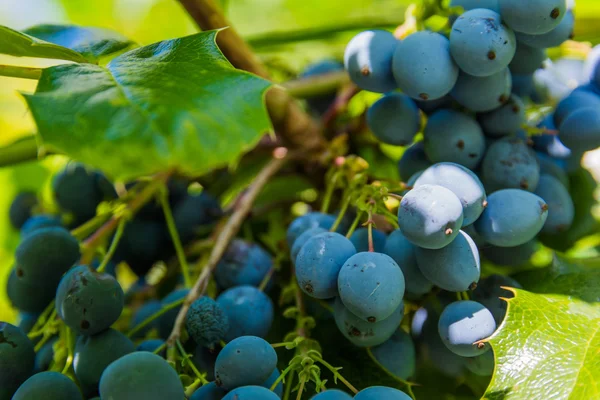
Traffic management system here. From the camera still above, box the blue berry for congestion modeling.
[214,336,277,390]
[534,174,575,234]
[397,142,432,181]
[338,252,405,322]
[416,230,480,292]
[286,212,336,247]
[0,322,35,399]
[190,381,226,400]
[371,329,416,379]
[15,227,80,285]
[423,110,486,170]
[354,386,412,400]
[384,230,433,296]
[559,107,600,153]
[414,162,487,226]
[438,300,496,357]
[509,42,546,74]
[216,285,274,341]
[333,297,404,347]
[99,352,184,400]
[291,227,327,264]
[296,232,357,299]
[481,137,540,192]
[481,240,539,268]
[474,189,548,247]
[466,350,495,376]
[55,265,124,335]
[158,288,189,339]
[398,184,464,249]
[186,297,229,348]
[136,339,165,356]
[450,9,516,77]
[310,389,353,399]
[74,328,135,397]
[13,371,82,400]
[349,228,387,253]
[344,30,398,93]
[9,192,38,230]
[499,0,567,35]
[393,31,459,101]
[472,274,522,325]
[516,10,574,48]
[20,215,62,238]
[367,93,421,146]
[451,68,512,112]
[223,386,280,400]
[479,94,525,137]
[215,239,273,289]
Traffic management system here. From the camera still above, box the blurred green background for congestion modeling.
[0,0,599,322]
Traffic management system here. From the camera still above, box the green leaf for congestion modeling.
[485,289,600,400]
[23,24,135,62]
[515,255,600,302]
[23,31,273,180]
[0,25,87,62]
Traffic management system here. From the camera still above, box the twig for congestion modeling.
[0,65,42,80]
[177,0,327,154]
[0,136,39,168]
[322,84,360,129]
[166,151,290,347]
[80,170,173,264]
[282,71,350,99]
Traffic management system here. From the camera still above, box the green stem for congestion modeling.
[368,222,374,252]
[81,170,173,264]
[296,374,307,400]
[329,194,351,232]
[366,348,416,399]
[258,266,275,292]
[153,342,167,355]
[176,339,208,383]
[160,188,192,288]
[378,207,400,229]
[28,303,56,339]
[283,371,295,400]
[185,379,203,398]
[270,364,293,391]
[61,326,75,374]
[345,211,364,239]
[96,219,126,273]
[0,65,42,80]
[70,211,113,241]
[126,298,185,338]
[320,172,339,214]
[246,18,401,48]
[0,136,39,168]
[313,356,359,394]
[34,332,53,352]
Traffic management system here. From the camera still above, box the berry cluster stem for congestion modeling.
[166,152,290,348]
[159,188,192,288]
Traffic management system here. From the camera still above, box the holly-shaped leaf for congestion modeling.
[484,289,600,400]
[24,30,273,180]
[515,255,600,302]
[0,25,87,62]
[23,24,135,61]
